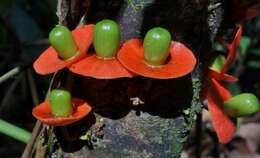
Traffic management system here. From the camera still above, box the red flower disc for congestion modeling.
[32,98,92,126]
[69,54,135,79]
[207,78,236,144]
[33,24,94,75]
[117,39,196,79]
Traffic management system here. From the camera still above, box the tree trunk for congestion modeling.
[25,0,227,158]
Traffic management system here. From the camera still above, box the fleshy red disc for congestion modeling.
[207,78,236,144]
[70,54,135,79]
[32,98,92,126]
[117,39,196,79]
[33,24,94,75]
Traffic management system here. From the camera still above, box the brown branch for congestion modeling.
[56,0,70,25]
[27,69,40,106]
[71,0,92,25]
[0,67,21,84]
[21,121,42,158]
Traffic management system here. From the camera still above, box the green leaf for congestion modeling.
[0,119,31,144]
[210,54,226,72]
[239,36,251,56]
[247,61,260,69]
[6,6,41,43]
[213,42,224,51]
[250,49,260,58]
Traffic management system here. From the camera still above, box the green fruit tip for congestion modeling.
[224,93,260,118]
[210,54,226,72]
[50,89,73,117]
[49,25,78,60]
[94,19,120,59]
[144,27,172,67]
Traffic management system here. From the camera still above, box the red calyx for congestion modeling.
[32,98,92,126]
[205,25,242,84]
[207,68,238,82]
[207,78,236,144]
[69,54,135,79]
[221,25,242,73]
[117,39,196,79]
[33,24,94,75]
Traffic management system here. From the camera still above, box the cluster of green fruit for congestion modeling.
[48,19,173,117]
[50,19,172,67]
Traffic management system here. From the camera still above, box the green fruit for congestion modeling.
[49,25,78,60]
[144,27,172,66]
[50,89,73,117]
[94,19,120,58]
[210,54,226,72]
[223,93,260,117]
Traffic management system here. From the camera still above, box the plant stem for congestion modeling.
[0,71,24,112]
[0,119,31,144]
[27,68,40,106]
[0,64,31,84]
[0,67,20,84]
[195,113,202,158]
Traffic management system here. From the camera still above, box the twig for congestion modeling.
[26,68,40,106]
[0,67,21,84]
[0,71,25,112]
[56,0,70,25]
[21,121,43,158]
[76,0,92,26]
[56,0,64,25]
[0,64,31,84]
[23,39,48,47]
